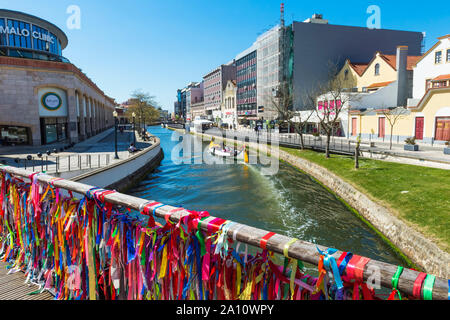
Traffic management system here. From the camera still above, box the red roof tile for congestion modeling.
[433,74,450,81]
[367,81,394,89]
[349,62,368,76]
[379,54,422,71]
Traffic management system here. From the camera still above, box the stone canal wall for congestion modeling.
[71,136,163,193]
[184,129,450,278]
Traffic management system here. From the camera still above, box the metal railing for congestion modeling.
[202,129,364,156]
[1,153,112,174]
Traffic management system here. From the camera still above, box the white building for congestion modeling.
[409,34,450,103]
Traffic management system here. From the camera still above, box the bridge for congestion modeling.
[0,165,448,300]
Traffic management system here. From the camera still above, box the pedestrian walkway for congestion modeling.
[0,127,152,175]
[0,262,53,300]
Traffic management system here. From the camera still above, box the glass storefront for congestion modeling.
[0,125,30,145]
[40,117,67,145]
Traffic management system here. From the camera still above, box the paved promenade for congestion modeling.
[229,129,450,169]
[0,127,152,175]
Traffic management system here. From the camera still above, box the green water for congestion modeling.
[129,126,405,266]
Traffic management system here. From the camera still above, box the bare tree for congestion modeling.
[312,62,358,158]
[269,81,313,149]
[380,106,409,150]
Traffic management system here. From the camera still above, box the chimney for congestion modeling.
[396,46,408,106]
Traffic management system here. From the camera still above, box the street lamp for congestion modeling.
[113,111,119,159]
[132,112,136,145]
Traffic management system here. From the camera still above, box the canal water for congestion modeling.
[129,126,404,266]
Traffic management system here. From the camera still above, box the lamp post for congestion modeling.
[139,115,142,133]
[113,111,119,159]
[132,112,136,146]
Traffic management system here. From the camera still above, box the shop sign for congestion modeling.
[41,92,62,111]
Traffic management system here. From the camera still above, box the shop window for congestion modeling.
[0,126,30,146]
[40,117,68,145]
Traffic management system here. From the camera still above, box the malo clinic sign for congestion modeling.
[0,25,55,44]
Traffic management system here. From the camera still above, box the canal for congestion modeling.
[129,126,404,267]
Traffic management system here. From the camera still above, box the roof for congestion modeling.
[348,61,368,76]
[367,81,394,89]
[346,51,421,78]
[433,74,450,81]
[379,54,422,71]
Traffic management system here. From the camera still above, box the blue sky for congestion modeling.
[1,0,448,112]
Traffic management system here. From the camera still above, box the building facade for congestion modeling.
[203,64,236,121]
[0,9,115,146]
[289,14,424,110]
[221,80,237,128]
[185,82,203,122]
[348,36,450,144]
[236,50,257,124]
[256,25,284,121]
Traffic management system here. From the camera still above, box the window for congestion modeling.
[344,69,349,80]
[435,51,442,64]
[447,49,450,63]
[374,63,380,76]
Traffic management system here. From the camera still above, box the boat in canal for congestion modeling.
[208,140,247,161]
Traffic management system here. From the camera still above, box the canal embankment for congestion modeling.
[174,127,450,278]
[71,134,163,192]
[1,127,164,193]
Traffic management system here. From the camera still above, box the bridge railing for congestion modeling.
[0,165,448,300]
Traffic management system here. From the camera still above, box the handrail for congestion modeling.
[0,164,448,300]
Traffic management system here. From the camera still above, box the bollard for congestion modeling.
[68,155,71,172]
